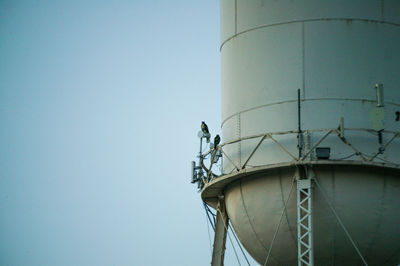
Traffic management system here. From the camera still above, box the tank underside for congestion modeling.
[202,162,400,265]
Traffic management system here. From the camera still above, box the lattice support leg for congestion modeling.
[297,176,314,266]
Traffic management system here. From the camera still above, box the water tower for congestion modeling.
[193,1,400,265]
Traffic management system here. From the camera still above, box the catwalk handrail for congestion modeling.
[200,128,400,182]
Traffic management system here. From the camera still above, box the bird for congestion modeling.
[201,121,209,135]
[214,134,221,149]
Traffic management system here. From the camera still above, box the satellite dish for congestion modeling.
[198,130,204,138]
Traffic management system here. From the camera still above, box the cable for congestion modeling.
[205,203,251,265]
[227,230,242,266]
[202,202,214,259]
[263,175,296,266]
[206,209,213,256]
[313,177,368,265]
[207,205,216,226]
[229,223,251,266]
[214,208,243,266]
[205,202,243,265]
[358,151,398,165]
[332,153,357,160]
[374,156,397,164]
[204,202,215,231]
[208,204,250,265]
[204,203,216,226]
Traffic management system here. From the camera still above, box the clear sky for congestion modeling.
[0,1,256,265]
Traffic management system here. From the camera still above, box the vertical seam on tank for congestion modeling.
[302,22,305,99]
[381,0,385,21]
[365,172,387,263]
[332,168,336,265]
[239,179,280,264]
[235,0,237,34]
[279,172,298,248]
[380,176,400,266]
[238,114,241,167]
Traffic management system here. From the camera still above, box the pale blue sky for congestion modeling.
[0,1,259,265]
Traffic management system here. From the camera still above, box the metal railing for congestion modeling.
[200,128,400,183]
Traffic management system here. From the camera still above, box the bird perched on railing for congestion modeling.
[201,121,210,142]
[201,121,209,134]
[214,134,220,149]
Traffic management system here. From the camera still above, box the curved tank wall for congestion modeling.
[222,164,400,265]
[214,0,400,265]
[221,0,400,172]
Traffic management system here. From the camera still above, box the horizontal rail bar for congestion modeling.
[200,128,400,177]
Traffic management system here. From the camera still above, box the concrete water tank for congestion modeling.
[202,1,400,265]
